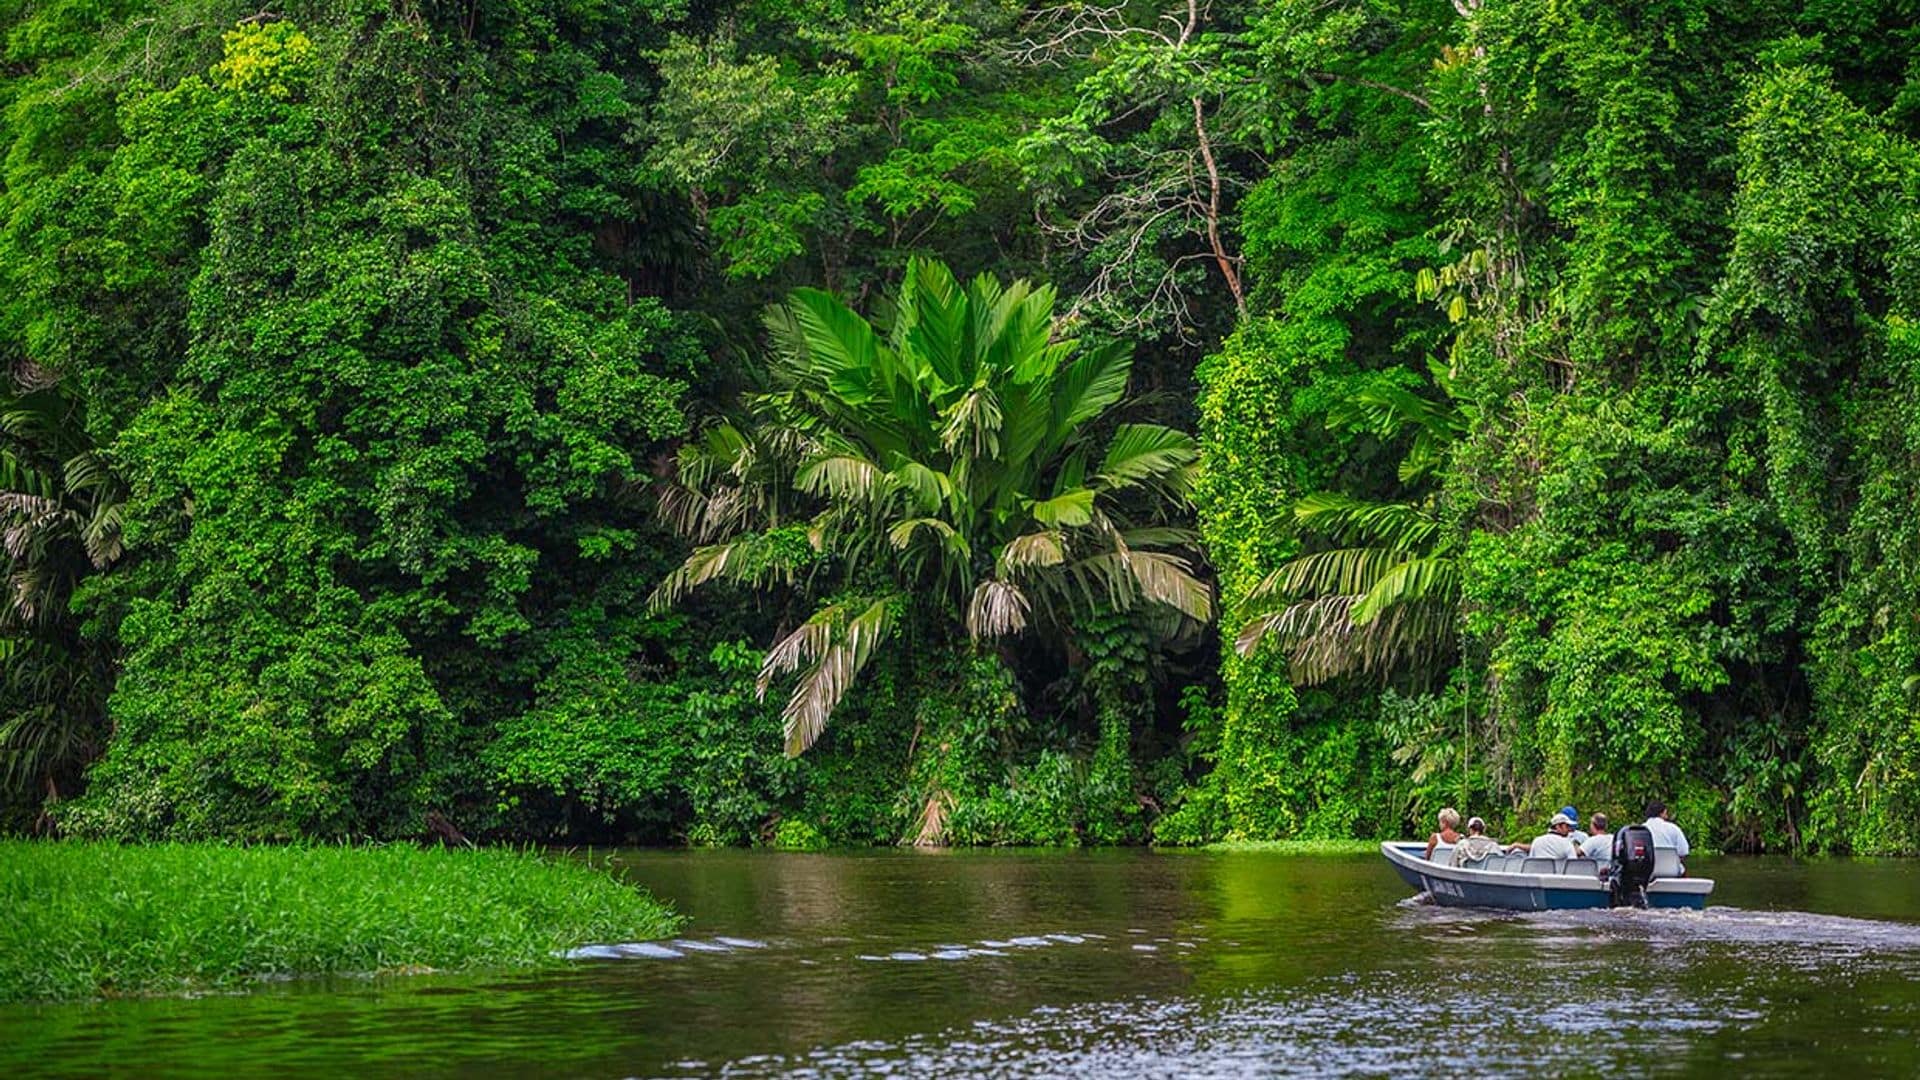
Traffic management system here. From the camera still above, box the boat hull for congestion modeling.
[1381,842,1711,911]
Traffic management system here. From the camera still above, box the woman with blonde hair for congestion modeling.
[1424,807,1462,861]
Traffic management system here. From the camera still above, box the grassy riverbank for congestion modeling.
[1199,839,1385,855]
[0,842,680,1003]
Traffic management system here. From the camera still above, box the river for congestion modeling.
[5,849,1920,1076]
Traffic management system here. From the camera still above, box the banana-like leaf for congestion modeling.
[1028,488,1095,528]
[902,257,969,388]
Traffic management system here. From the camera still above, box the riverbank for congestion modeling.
[0,841,679,1003]
[1199,839,1383,855]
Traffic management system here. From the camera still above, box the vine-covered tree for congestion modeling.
[1233,370,1466,685]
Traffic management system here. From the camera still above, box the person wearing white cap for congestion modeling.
[1505,812,1580,860]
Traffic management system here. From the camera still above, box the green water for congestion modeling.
[4,850,1920,1077]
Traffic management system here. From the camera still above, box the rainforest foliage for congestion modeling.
[2,0,1917,852]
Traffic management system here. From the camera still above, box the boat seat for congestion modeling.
[1430,845,1453,863]
[1564,858,1599,877]
[1520,857,1558,875]
[1653,847,1683,878]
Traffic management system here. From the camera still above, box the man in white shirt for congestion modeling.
[1642,800,1690,856]
[1579,812,1613,865]
[1507,812,1580,860]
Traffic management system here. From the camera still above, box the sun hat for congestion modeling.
[1467,816,1487,832]
[1550,812,1573,827]
[1558,805,1580,825]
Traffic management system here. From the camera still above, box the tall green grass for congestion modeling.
[1196,838,1385,855]
[0,842,680,1003]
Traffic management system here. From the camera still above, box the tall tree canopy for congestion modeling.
[3,0,1918,852]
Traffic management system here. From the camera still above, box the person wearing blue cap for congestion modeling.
[1559,805,1590,846]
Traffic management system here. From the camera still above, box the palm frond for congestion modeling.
[886,516,962,553]
[888,460,952,514]
[1253,546,1404,605]
[938,386,1002,458]
[760,596,899,756]
[649,534,810,611]
[795,451,885,502]
[1118,549,1213,622]
[1235,558,1459,686]
[783,288,885,397]
[966,578,1030,639]
[1050,340,1132,437]
[1349,555,1461,627]
[901,257,968,387]
[998,530,1066,575]
[1294,492,1443,550]
[1095,424,1199,491]
[1028,488,1095,528]
[1071,549,1212,623]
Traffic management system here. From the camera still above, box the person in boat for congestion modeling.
[1642,800,1690,870]
[1424,807,1463,861]
[1579,812,1612,864]
[1450,817,1504,866]
[1559,805,1590,846]
[1505,812,1580,859]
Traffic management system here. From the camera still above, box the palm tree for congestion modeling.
[652,257,1211,755]
[1232,367,1466,685]
[0,378,124,816]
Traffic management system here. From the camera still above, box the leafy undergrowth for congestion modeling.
[0,842,680,1003]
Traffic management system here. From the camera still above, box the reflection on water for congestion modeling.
[3,850,1919,1077]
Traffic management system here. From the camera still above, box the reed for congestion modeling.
[0,841,679,1003]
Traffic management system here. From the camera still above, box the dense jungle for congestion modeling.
[3,0,1917,853]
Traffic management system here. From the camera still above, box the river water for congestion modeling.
[5,849,1920,1077]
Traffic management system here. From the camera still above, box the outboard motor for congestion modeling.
[1610,825,1656,908]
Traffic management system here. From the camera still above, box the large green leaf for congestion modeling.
[1096,423,1199,490]
[1028,488,1095,527]
[902,256,969,388]
[1350,555,1460,627]
[1051,340,1133,436]
[786,288,886,404]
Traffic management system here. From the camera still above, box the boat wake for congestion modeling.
[564,927,1208,964]
[1395,902,1920,964]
